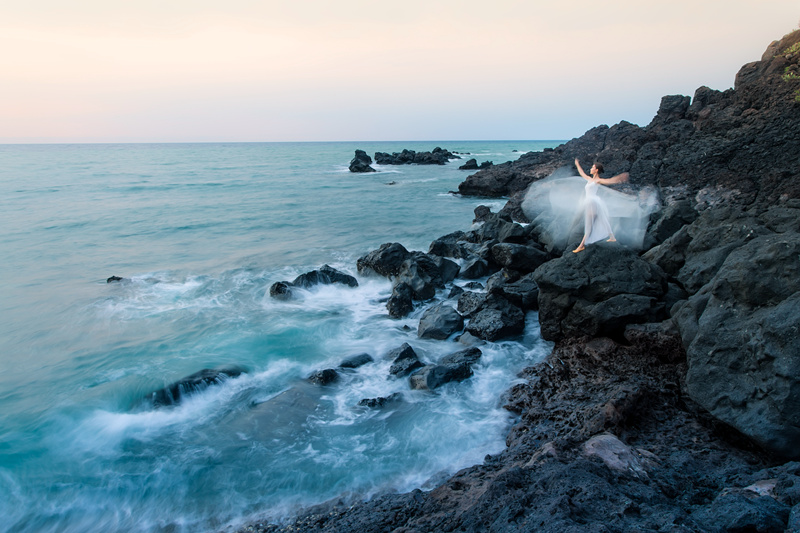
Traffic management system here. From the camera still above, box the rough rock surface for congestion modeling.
[348,149,376,173]
[144,366,245,407]
[374,147,457,165]
[533,243,668,341]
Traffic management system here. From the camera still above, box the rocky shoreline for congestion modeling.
[238,30,800,532]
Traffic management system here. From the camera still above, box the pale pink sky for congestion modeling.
[1,1,797,143]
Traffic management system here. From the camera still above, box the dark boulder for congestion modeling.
[349,149,376,173]
[106,275,124,283]
[387,343,424,377]
[533,243,668,341]
[429,231,468,259]
[675,232,800,458]
[464,295,525,341]
[145,365,245,407]
[269,281,293,300]
[457,290,486,317]
[490,243,548,273]
[269,265,358,300]
[487,271,540,311]
[339,353,374,369]
[458,257,490,280]
[395,253,447,300]
[357,242,411,277]
[408,363,473,391]
[417,304,464,340]
[307,368,339,386]
[387,282,414,318]
[439,346,482,366]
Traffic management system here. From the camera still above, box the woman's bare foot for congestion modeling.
[572,246,585,253]
[607,237,617,242]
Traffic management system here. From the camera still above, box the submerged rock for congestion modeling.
[268,265,358,300]
[145,365,245,407]
[307,368,339,386]
[338,353,374,369]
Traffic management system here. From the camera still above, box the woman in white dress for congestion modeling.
[572,158,629,253]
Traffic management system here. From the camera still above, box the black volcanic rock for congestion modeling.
[374,147,458,165]
[348,149,375,173]
[144,366,245,407]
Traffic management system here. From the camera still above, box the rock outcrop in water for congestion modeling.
[144,365,245,407]
[374,147,458,165]
[243,29,800,533]
[269,265,358,300]
[348,149,376,173]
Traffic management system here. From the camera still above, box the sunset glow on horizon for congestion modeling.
[1,1,798,143]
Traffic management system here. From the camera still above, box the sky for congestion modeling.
[1,1,798,143]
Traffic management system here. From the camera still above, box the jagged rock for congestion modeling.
[145,366,245,407]
[106,275,124,283]
[462,294,525,341]
[488,271,540,311]
[387,282,414,318]
[676,232,800,459]
[395,253,446,300]
[357,242,411,277]
[458,257,490,280]
[307,368,339,386]
[456,290,485,317]
[339,353,374,369]
[429,231,468,259]
[533,243,668,341]
[417,304,464,340]
[490,243,548,273]
[387,343,424,377]
[349,149,376,173]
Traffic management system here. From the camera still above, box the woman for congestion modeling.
[572,158,629,253]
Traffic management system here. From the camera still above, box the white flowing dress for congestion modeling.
[582,180,613,244]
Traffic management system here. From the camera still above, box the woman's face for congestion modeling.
[590,164,598,176]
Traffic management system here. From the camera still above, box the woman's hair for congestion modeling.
[593,162,605,174]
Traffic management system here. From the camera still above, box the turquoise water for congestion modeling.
[0,141,556,532]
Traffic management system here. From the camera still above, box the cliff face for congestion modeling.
[459,30,800,219]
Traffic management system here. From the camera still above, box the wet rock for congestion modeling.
[339,353,374,369]
[106,275,124,283]
[291,265,358,289]
[307,369,339,386]
[465,303,525,341]
[268,265,358,300]
[269,281,293,300]
[429,231,468,259]
[488,271,540,311]
[387,343,424,377]
[387,282,414,318]
[348,149,376,173]
[357,242,411,277]
[458,257,490,279]
[357,393,402,408]
[417,304,464,340]
[409,363,472,391]
[439,347,482,366]
[145,365,245,407]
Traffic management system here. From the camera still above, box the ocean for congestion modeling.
[0,141,558,533]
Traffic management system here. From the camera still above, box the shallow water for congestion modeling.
[0,141,557,532]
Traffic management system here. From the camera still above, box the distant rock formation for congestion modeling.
[348,149,376,173]
[374,147,458,165]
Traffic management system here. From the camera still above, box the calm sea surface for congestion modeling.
[0,141,558,533]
